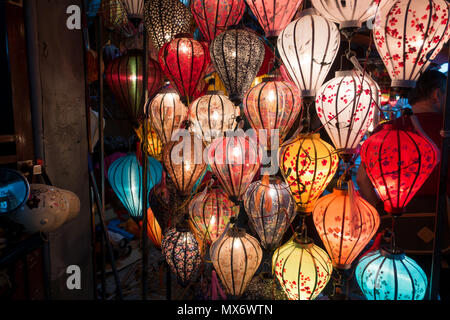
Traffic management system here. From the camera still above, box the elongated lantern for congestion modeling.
[278,9,341,97]
[373,0,450,88]
[191,0,246,42]
[107,154,163,221]
[279,133,339,213]
[243,176,296,250]
[210,29,265,105]
[138,207,163,249]
[245,0,304,37]
[360,115,439,215]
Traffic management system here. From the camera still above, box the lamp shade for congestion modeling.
[373,0,450,88]
[107,154,163,221]
[355,248,427,300]
[138,207,163,249]
[191,0,246,42]
[272,234,333,300]
[245,0,304,37]
[279,133,339,213]
[122,0,145,20]
[209,29,265,105]
[277,10,341,97]
[243,176,296,250]
[360,116,440,215]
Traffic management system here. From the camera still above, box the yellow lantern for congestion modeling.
[134,120,163,161]
[205,72,228,95]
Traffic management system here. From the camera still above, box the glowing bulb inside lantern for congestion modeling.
[267,90,276,102]
[233,239,242,250]
[210,215,216,227]
[268,188,277,199]
[185,161,191,171]
[212,111,220,121]
[180,44,188,54]
[129,74,137,82]
[231,51,236,58]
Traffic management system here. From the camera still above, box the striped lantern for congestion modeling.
[122,0,145,21]
[99,0,128,31]
[134,121,163,161]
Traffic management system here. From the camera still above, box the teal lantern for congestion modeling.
[355,248,428,300]
[107,154,162,221]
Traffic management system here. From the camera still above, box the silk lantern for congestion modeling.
[355,248,427,300]
[279,133,339,213]
[100,0,129,32]
[209,28,265,105]
[138,207,163,249]
[278,9,341,97]
[373,0,450,88]
[243,176,296,250]
[122,0,145,22]
[134,121,163,161]
[360,115,440,215]
[191,0,246,42]
[107,154,163,221]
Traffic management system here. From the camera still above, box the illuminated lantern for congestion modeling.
[360,115,440,215]
[312,186,380,270]
[280,133,339,213]
[105,50,163,120]
[205,72,228,94]
[122,0,145,22]
[245,0,304,37]
[100,0,128,32]
[134,121,163,161]
[243,77,302,150]
[189,188,239,245]
[272,233,333,300]
[138,207,163,249]
[107,154,163,221]
[278,9,341,97]
[188,91,240,144]
[191,0,246,42]
[159,36,210,104]
[162,226,202,286]
[143,0,194,50]
[209,28,265,105]
[210,225,262,297]
[373,0,450,88]
[355,248,428,300]
[243,176,296,250]
[146,87,187,145]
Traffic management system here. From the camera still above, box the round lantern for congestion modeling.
[162,226,202,286]
[355,248,428,300]
[243,176,296,250]
[107,154,163,221]
[245,0,304,37]
[312,186,380,270]
[143,0,194,50]
[373,0,450,88]
[243,77,302,150]
[209,28,265,105]
[191,0,246,42]
[360,115,440,215]
[188,91,240,144]
[277,9,341,97]
[272,233,333,300]
[279,133,339,213]
[159,36,210,104]
[100,0,129,32]
[210,225,262,297]
[134,121,163,161]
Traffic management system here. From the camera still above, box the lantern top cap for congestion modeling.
[335,70,357,78]
[293,234,314,248]
[173,33,194,39]
[205,90,225,96]
[296,8,320,19]
[333,188,348,195]
[227,226,246,238]
[380,246,405,260]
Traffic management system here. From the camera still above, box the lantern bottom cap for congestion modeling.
[339,21,362,29]
[332,263,352,270]
[391,80,417,89]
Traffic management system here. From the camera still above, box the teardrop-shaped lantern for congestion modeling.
[272,233,333,300]
[355,248,427,300]
[278,9,341,97]
[245,0,304,37]
[243,176,296,250]
[312,186,380,270]
[373,0,450,88]
[107,154,163,221]
[191,0,246,42]
[210,225,263,297]
[210,29,265,105]
[360,115,440,215]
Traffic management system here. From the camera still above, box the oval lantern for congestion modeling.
[373,0,450,88]
[243,176,296,250]
[107,154,163,221]
[355,248,428,300]
[278,9,341,97]
[135,121,163,161]
[138,207,163,249]
[279,133,339,214]
[209,28,265,105]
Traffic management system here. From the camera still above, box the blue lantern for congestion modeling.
[355,248,428,300]
[108,154,162,221]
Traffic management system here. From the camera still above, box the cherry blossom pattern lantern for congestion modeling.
[277,9,341,97]
[245,0,304,38]
[360,115,440,215]
[272,233,333,300]
[373,0,450,88]
[209,28,265,105]
[190,0,246,42]
[243,176,296,250]
[279,133,339,214]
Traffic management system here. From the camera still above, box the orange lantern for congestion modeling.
[134,121,163,161]
[139,207,163,249]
